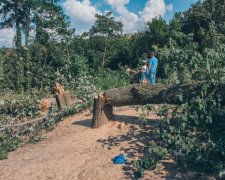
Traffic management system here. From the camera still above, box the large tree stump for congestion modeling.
[63,91,74,106]
[55,91,74,110]
[91,84,225,128]
[91,92,113,128]
[54,82,74,110]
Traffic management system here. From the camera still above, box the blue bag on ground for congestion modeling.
[112,154,127,164]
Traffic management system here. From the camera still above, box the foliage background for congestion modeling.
[0,0,225,177]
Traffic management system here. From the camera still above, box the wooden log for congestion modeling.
[39,98,57,112]
[107,84,225,106]
[39,99,49,112]
[91,83,225,128]
[55,94,66,110]
[106,84,199,106]
[55,91,74,110]
[91,92,113,128]
[63,91,74,106]
[54,82,65,94]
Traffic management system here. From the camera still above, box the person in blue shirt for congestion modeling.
[147,52,158,85]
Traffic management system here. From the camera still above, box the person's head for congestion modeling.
[150,52,156,57]
[142,60,147,64]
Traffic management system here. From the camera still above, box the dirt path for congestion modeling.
[0,107,181,180]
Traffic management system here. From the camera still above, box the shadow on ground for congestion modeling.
[72,112,184,179]
[96,114,182,180]
[72,119,92,127]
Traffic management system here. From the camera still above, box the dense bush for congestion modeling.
[92,68,129,90]
[0,93,40,119]
[0,65,129,159]
[131,5,225,177]
[132,33,225,178]
[133,83,225,178]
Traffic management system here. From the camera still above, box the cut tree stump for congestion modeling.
[39,98,57,112]
[91,84,225,128]
[55,94,66,110]
[63,91,74,106]
[91,92,113,128]
[55,91,74,110]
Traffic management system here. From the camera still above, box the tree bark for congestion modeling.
[15,0,22,49]
[91,92,113,128]
[102,35,108,67]
[24,10,31,91]
[25,13,30,47]
[91,84,225,128]
[55,91,74,110]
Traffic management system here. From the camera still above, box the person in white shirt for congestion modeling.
[140,60,148,84]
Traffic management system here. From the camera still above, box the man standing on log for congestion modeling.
[148,52,158,85]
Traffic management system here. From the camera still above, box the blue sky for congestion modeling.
[61,0,199,34]
[79,0,198,22]
[0,0,199,47]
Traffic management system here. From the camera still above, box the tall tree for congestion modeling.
[169,12,182,32]
[89,12,123,67]
[203,0,225,33]
[32,0,71,45]
[146,16,170,48]
[0,0,23,48]
[0,0,72,91]
[181,0,225,47]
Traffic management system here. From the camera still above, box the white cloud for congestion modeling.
[167,4,173,12]
[115,6,139,33]
[106,0,130,7]
[62,0,173,34]
[0,28,15,47]
[63,0,101,33]
[106,0,139,33]
[141,0,167,22]
[105,0,171,33]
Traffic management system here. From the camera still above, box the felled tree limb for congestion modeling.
[91,84,225,128]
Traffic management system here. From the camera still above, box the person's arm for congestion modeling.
[148,59,152,70]
[146,61,150,75]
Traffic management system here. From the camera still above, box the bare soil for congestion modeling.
[0,107,182,180]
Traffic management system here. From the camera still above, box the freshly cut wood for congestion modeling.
[91,84,225,128]
[39,99,49,112]
[91,92,113,128]
[55,91,74,110]
[53,82,74,110]
[55,94,66,110]
[63,91,74,106]
[39,98,57,112]
[54,82,65,94]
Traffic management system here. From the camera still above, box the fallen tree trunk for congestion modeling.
[91,84,225,128]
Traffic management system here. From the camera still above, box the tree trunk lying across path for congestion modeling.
[91,84,225,128]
